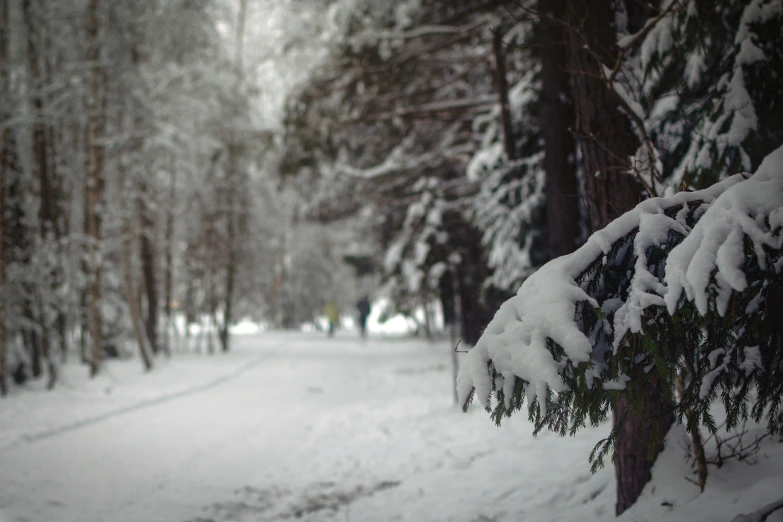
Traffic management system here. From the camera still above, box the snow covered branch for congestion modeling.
[458,144,783,468]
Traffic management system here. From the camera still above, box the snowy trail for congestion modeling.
[5,331,779,522]
[0,346,280,454]
[0,332,469,522]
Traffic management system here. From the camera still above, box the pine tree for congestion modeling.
[639,0,783,188]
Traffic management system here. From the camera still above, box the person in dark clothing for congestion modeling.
[356,296,371,338]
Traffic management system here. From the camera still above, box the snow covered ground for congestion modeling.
[0,331,780,522]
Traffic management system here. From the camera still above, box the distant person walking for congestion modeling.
[325,300,339,337]
[356,296,371,339]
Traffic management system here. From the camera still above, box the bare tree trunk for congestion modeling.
[540,0,579,259]
[163,165,176,356]
[422,297,433,342]
[24,0,59,390]
[0,165,5,397]
[207,272,216,355]
[563,0,673,514]
[219,153,237,353]
[23,0,56,238]
[219,258,235,353]
[27,301,42,378]
[122,217,153,371]
[34,292,56,389]
[137,184,158,355]
[0,0,9,396]
[676,365,707,490]
[564,0,643,227]
[85,0,104,377]
[449,267,461,406]
[57,313,67,363]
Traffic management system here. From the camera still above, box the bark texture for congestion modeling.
[563,0,673,514]
[163,167,176,356]
[540,0,580,259]
[122,218,153,372]
[138,189,158,354]
[564,0,642,228]
[24,0,58,389]
[85,0,104,376]
[0,0,7,395]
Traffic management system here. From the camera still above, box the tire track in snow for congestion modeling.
[0,344,283,454]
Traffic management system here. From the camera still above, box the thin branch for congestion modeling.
[608,0,683,84]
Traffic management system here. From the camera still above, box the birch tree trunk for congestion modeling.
[85,0,104,377]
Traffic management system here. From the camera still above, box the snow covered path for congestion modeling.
[1,331,781,522]
[1,332,573,522]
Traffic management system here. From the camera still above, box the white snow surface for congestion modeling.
[1,331,781,521]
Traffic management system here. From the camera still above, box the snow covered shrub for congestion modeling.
[457,146,783,471]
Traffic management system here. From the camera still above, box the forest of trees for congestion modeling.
[0,0,361,390]
[1,0,782,517]
[279,0,783,515]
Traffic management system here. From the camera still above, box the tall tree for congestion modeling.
[138,182,159,354]
[0,0,8,396]
[23,0,59,389]
[564,0,670,514]
[85,0,105,376]
[539,0,579,259]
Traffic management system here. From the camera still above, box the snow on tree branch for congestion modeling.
[665,146,783,316]
[457,172,747,413]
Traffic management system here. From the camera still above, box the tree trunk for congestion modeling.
[614,376,675,511]
[85,0,104,377]
[207,271,216,355]
[456,226,494,347]
[422,297,433,341]
[492,28,516,161]
[27,305,42,378]
[563,0,673,514]
[219,184,235,353]
[219,258,235,353]
[24,0,59,390]
[0,0,9,397]
[34,292,56,389]
[0,154,5,396]
[540,0,580,259]
[137,185,158,355]
[163,165,176,356]
[448,267,461,406]
[122,217,153,372]
[219,152,238,353]
[564,0,643,228]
